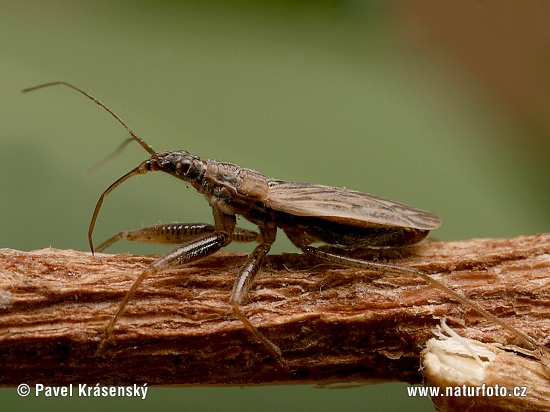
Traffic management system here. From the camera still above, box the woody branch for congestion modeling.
[0,234,548,405]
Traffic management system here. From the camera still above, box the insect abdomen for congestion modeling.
[281,214,431,248]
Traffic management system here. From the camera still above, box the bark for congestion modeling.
[423,333,550,412]
[0,234,548,405]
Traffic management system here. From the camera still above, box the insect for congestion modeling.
[23,82,543,369]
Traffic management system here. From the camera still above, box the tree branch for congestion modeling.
[423,332,550,412]
[0,234,548,396]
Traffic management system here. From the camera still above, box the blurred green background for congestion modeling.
[1,1,548,411]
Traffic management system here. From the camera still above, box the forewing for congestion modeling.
[266,180,441,230]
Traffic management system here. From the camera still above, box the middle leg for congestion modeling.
[96,210,237,355]
[229,223,288,367]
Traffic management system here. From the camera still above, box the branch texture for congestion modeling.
[0,234,548,389]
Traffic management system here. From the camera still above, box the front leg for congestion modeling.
[95,223,259,253]
[96,211,236,355]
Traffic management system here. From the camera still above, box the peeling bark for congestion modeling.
[0,234,548,398]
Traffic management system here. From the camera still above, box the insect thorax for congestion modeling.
[198,161,269,204]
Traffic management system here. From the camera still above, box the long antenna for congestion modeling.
[22,81,159,162]
[88,164,149,253]
[85,137,134,176]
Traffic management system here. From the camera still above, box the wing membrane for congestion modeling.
[266,180,441,230]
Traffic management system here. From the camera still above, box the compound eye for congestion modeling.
[178,158,193,175]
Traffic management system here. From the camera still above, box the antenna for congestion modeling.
[23,81,159,162]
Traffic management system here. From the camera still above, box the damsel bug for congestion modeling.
[23,82,543,368]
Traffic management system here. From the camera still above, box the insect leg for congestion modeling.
[95,223,260,252]
[302,245,541,353]
[96,212,236,356]
[229,224,287,366]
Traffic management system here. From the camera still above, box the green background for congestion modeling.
[1,1,548,411]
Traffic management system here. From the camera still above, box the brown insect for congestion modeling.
[23,82,542,369]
